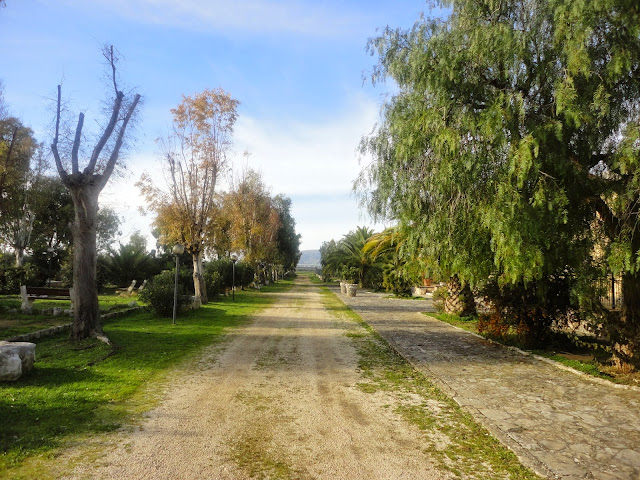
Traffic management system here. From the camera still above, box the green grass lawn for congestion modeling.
[0,281,290,479]
[0,294,139,340]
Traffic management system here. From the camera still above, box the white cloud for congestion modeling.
[233,93,378,197]
[230,95,384,249]
[100,153,159,249]
[291,193,387,250]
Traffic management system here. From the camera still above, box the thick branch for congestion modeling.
[51,85,68,182]
[85,91,124,175]
[71,112,84,174]
[97,93,141,191]
[594,196,620,237]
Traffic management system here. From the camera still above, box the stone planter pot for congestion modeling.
[346,283,358,297]
[340,282,347,294]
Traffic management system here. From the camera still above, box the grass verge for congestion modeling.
[305,273,325,285]
[0,281,291,479]
[318,287,541,480]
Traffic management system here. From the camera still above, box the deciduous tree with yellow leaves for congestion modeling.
[139,88,239,304]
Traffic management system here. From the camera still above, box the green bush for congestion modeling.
[205,258,255,290]
[237,262,255,286]
[363,265,383,290]
[204,270,223,299]
[138,271,191,317]
[206,258,233,288]
[0,264,39,294]
[340,266,360,284]
[478,277,576,348]
[177,266,195,295]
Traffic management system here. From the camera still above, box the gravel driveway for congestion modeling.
[64,277,449,480]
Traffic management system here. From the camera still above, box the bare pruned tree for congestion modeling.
[51,45,141,341]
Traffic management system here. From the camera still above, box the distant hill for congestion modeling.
[298,249,321,266]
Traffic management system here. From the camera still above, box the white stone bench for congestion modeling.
[0,341,36,381]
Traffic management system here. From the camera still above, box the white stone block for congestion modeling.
[0,341,36,381]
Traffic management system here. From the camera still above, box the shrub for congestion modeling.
[479,276,576,348]
[432,286,448,312]
[205,258,233,289]
[138,271,191,317]
[363,265,383,290]
[0,264,39,294]
[178,266,195,295]
[205,259,255,291]
[236,262,255,287]
[204,270,223,299]
[477,313,511,339]
[340,266,360,284]
[382,264,412,295]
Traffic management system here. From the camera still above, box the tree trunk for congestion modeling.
[69,186,101,340]
[444,275,477,317]
[14,248,24,267]
[612,272,640,371]
[12,210,34,267]
[192,251,208,304]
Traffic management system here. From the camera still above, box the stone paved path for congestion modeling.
[334,286,640,480]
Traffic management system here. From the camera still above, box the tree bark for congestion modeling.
[444,275,477,317]
[69,185,101,340]
[192,251,208,304]
[14,248,24,267]
[612,272,640,371]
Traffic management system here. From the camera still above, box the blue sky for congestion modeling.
[0,0,438,251]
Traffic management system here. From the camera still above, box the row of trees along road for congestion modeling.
[3,49,300,343]
[357,0,640,370]
[2,52,302,347]
[139,90,301,304]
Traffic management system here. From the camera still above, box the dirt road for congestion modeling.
[65,277,450,480]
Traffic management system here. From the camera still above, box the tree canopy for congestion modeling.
[358,0,640,366]
[0,116,40,266]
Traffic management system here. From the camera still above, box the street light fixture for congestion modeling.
[231,254,238,301]
[172,244,185,325]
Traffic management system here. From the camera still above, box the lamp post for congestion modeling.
[172,244,185,325]
[231,254,238,301]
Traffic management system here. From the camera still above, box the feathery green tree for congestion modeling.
[359,0,640,365]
